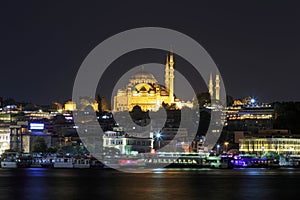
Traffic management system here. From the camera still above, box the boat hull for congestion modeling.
[1,161,17,168]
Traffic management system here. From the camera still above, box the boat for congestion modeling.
[1,157,18,168]
[119,158,145,168]
[90,157,105,168]
[40,155,56,168]
[73,158,90,168]
[226,154,281,168]
[1,152,19,169]
[203,156,222,168]
[17,153,33,168]
[144,152,205,168]
[53,157,74,168]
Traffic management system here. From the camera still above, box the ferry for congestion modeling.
[227,154,280,168]
[1,157,18,168]
[73,158,91,168]
[53,157,74,168]
[119,158,145,168]
[144,152,206,168]
[203,156,222,168]
[40,154,56,168]
[1,152,18,169]
[17,153,33,168]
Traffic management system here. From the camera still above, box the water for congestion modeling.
[0,168,300,200]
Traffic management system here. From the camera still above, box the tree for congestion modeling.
[226,95,234,107]
[3,97,17,106]
[46,146,57,154]
[262,152,279,159]
[95,94,111,112]
[32,137,48,153]
[196,92,210,107]
[273,102,300,134]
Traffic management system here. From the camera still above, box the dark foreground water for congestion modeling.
[0,168,300,200]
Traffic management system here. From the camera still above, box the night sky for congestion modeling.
[1,1,299,105]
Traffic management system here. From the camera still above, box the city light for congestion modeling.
[224,142,229,153]
[156,132,162,138]
[29,123,45,130]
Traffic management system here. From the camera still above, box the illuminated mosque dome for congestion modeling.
[129,71,157,85]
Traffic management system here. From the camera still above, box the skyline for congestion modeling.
[1,1,300,104]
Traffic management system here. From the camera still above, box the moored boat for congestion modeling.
[53,157,74,168]
[1,152,18,169]
[1,157,18,168]
[73,158,90,168]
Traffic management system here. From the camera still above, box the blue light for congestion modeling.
[250,98,256,104]
[156,133,161,138]
[29,123,45,130]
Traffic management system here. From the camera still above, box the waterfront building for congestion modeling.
[0,124,11,154]
[238,129,300,155]
[103,130,153,155]
[239,137,300,155]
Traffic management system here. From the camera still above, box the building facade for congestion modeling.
[0,125,10,154]
[239,137,300,155]
[103,130,153,155]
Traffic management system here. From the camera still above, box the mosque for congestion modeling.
[113,52,220,112]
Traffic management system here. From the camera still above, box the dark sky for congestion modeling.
[1,1,300,105]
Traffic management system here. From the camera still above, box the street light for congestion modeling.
[156,132,161,139]
[224,142,229,153]
[155,131,162,150]
[216,144,220,155]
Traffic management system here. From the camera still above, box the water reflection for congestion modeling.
[0,168,300,200]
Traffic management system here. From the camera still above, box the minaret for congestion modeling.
[169,52,174,103]
[215,74,220,101]
[209,72,214,98]
[165,54,170,90]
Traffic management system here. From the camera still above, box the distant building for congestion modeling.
[64,99,99,112]
[226,103,274,133]
[0,125,10,154]
[208,73,221,102]
[64,101,77,112]
[7,121,52,153]
[22,132,52,153]
[49,102,63,113]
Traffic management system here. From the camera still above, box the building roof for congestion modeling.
[129,71,157,84]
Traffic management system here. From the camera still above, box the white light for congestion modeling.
[156,132,161,138]
[30,123,44,130]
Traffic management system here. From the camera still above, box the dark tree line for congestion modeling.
[273,102,300,134]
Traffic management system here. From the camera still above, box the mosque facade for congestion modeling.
[113,53,220,112]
